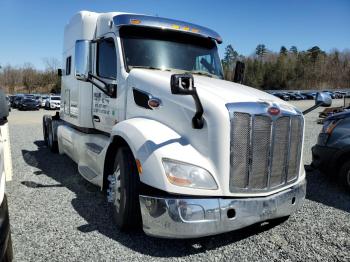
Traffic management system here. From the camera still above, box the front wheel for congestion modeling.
[339,161,350,191]
[47,120,58,153]
[107,147,141,230]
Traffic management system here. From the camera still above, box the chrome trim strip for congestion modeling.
[113,14,222,44]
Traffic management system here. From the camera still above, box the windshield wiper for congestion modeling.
[190,71,214,78]
[129,66,171,71]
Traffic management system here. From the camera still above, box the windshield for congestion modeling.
[51,97,60,101]
[120,27,223,79]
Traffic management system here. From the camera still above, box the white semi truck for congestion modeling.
[0,90,13,260]
[43,11,332,238]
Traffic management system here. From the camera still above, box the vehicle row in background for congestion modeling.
[270,90,347,101]
[8,94,60,111]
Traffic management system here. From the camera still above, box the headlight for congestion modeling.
[162,159,218,190]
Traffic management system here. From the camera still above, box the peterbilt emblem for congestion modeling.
[267,106,280,116]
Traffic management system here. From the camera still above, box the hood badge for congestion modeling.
[267,106,281,116]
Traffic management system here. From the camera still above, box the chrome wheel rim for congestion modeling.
[108,165,121,210]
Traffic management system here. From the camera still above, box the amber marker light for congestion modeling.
[183,26,190,31]
[130,19,141,25]
[135,159,143,174]
[171,24,180,29]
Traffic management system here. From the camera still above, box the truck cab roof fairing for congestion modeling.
[113,14,223,44]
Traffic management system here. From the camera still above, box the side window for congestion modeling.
[66,56,71,75]
[97,38,117,79]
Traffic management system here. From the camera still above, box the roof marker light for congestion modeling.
[183,26,190,31]
[171,24,180,29]
[130,19,141,25]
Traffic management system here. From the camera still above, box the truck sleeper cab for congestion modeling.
[43,11,310,238]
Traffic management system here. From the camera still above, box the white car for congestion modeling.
[41,95,49,107]
[45,95,61,110]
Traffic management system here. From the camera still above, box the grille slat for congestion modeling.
[270,117,290,187]
[249,116,271,189]
[229,111,303,193]
[230,113,250,189]
[287,116,302,182]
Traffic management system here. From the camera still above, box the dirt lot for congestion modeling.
[6,100,350,261]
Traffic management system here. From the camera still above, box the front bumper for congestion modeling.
[139,179,306,238]
[50,104,60,109]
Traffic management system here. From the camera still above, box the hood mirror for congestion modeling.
[303,92,332,115]
[170,74,204,129]
[316,92,332,107]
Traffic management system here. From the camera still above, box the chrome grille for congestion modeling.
[229,110,303,193]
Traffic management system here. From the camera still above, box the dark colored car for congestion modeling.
[12,95,24,108]
[288,92,302,100]
[271,92,290,101]
[18,98,40,110]
[312,111,350,190]
[302,92,316,100]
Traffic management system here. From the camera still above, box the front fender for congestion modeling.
[111,118,221,196]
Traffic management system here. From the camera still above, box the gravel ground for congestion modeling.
[6,100,350,262]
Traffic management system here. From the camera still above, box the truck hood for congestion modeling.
[128,69,299,113]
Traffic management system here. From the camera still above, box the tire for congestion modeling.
[3,232,13,262]
[108,147,141,230]
[47,120,58,153]
[43,117,48,145]
[339,161,350,191]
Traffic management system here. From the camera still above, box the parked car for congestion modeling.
[271,92,290,101]
[301,92,316,100]
[45,95,61,110]
[18,98,40,110]
[13,94,24,108]
[41,95,49,107]
[312,111,350,190]
[5,96,11,112]
[288,92,302,100]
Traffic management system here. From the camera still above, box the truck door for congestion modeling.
[92,36,118,133]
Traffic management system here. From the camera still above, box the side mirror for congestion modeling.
[75,40,91,81]
[303,92,332,115]
[316,92,332,107]
[233,61,245,84]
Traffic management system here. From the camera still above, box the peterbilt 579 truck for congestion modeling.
[0,90,13,260]
[43,11,331,238]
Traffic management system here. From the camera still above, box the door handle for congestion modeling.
[93,115,100,122]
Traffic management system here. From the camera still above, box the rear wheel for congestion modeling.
[107,147,141,230]
[42,117,48,145]
[339,161,350,191]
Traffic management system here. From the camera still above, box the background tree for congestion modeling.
[222,45,238,81]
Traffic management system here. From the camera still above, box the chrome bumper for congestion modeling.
[139,179,306,238]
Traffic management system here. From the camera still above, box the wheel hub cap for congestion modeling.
[107,166,121,209]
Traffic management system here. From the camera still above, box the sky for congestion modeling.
[0,0,349,70]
